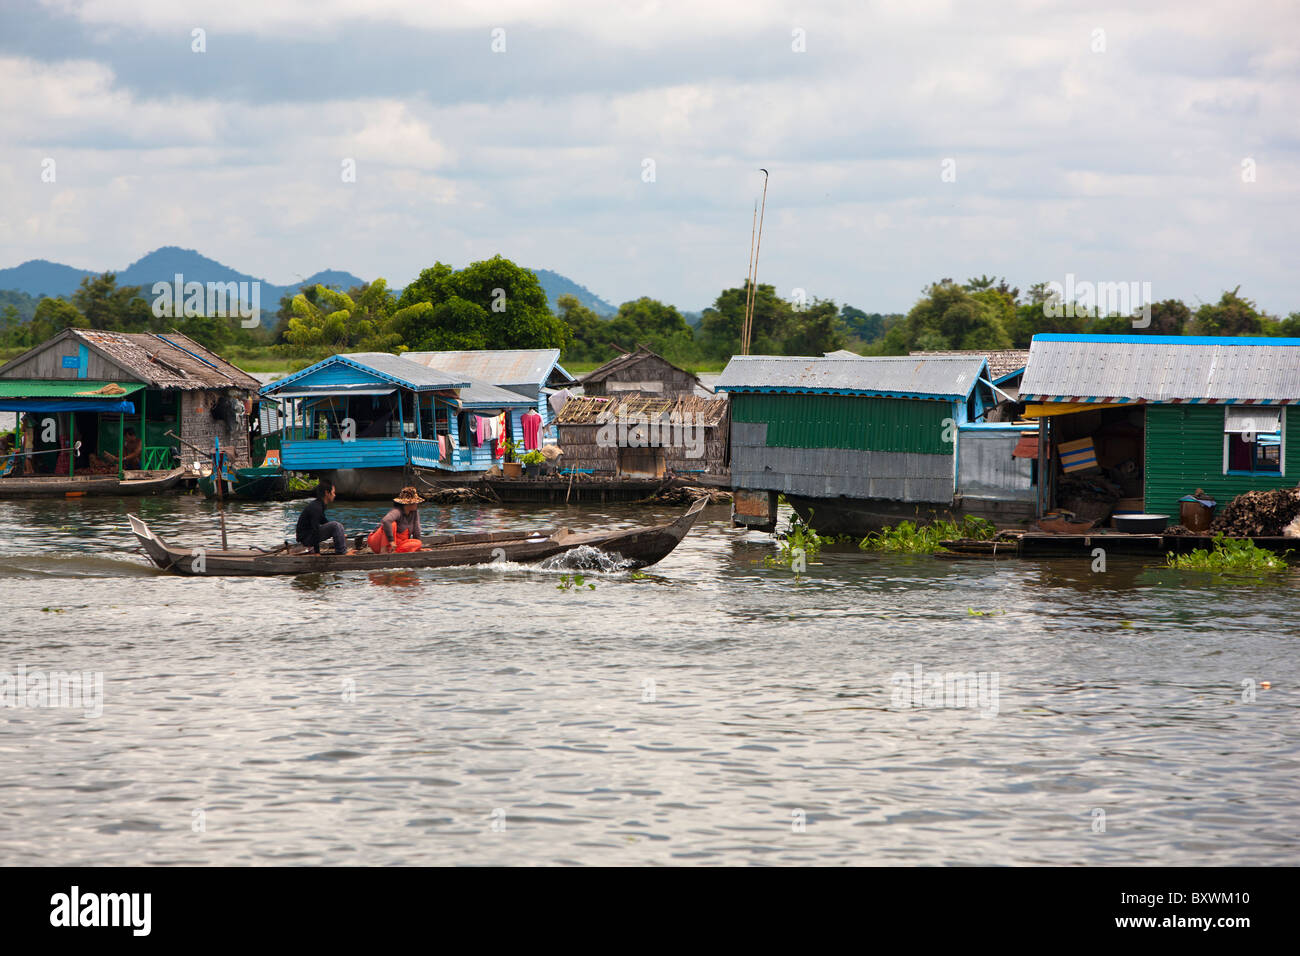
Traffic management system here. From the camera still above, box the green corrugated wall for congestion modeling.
[1144,405,1299,513]
[731,393,952,454]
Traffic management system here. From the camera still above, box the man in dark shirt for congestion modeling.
[296,479,348,554]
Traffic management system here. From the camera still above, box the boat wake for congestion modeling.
[538,546,636,573]
[0,552,158,579]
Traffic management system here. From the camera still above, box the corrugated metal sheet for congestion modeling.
[402,349,572,388]
[730,446,952,502]
[910,349,1030,381]
[1144,405,1298,512]
[1021,336,1300,403]
[456,378,537,409]
[717,354,986,400]
[731,392,953,455]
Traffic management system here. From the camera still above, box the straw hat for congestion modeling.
[393,486,425,505]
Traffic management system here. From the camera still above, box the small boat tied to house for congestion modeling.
[127,497,707,577]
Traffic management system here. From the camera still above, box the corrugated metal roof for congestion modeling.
[71,330,261,390]
[402,349,573,388]
[909,349,1030,381]
[0,379,144,398]
[717,355,987,400]
[1020,335,1300,403]
[262,353,469,395]
[457,378,538,409]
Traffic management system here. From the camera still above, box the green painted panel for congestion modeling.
[1144,405,1299,513]
[731,392,952,454]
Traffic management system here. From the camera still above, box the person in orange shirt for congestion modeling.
[367,486,426,553]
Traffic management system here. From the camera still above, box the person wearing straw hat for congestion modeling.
[367,486,426,554]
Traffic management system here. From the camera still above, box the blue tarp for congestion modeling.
[0,399,136,413]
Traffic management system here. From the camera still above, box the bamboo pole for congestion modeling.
[744,169,770,355]
[743,199,758,355]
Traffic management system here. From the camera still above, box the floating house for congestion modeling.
[554,394,730,479]
[401,348,575,461]
[0,328,261,486]
[261,352,544,497]
[719,354,1038,533]
[580,345,708,398]
[1019,334,1300,520]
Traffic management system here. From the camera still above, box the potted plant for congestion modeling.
[521,449,545,477]
[502,439,524,478]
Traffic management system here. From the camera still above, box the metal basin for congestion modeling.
[1112,513,1170,534]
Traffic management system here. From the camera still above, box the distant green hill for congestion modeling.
[0,289,39,322]
[0,247,620,317]
[0,247,369,304]
[530,268,616,316]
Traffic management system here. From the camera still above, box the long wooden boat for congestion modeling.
[0,467,186,498]
[127,497,708,576]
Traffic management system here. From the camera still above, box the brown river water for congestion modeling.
[0,495,1296,865]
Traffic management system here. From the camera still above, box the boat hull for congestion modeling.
[0,468,185,498]
[127,498,707,576]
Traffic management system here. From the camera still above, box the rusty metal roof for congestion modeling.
[72,329,262,390]
[718,354,987,400]
[1020,334,1300,403]
[556,394,729,426]
[909,349,1030,382]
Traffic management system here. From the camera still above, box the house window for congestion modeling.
[1224,407,1284,475]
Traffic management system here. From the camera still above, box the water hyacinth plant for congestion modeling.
[764,514,827,569]
[1166,534,1290,574]
[858,516,998,554]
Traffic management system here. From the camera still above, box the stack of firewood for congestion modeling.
[1210,487,1300,536]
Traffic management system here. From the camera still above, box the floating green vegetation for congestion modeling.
[1165,534,1290,574]
[556,573,595,591]
[285,473,317,493]
[764,515,826,569]
[967,607,1004,617]
[859,516,998,554]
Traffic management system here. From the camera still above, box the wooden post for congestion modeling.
[117,412,124,480]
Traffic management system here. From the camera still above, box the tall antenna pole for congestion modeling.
[743,168,769,355]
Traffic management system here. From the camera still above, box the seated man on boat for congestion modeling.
[296,479,351,555]
[367,486,425,553]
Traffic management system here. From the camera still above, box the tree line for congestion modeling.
[3,260,1296,368]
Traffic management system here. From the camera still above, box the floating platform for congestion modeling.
[940,532,1299,558]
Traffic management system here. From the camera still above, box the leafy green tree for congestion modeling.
[71,273,152,331]
[1277,312,1300,337]
[32,296,86,338]
[392,297,490,351]
[780,299,847,355]
[892,280,1014,352]
[556,294,610,363]
[697,282,791,358]
[282,280,407,355]
[840,305,889,343]
[1191,288,1269,336]
[397,256,568,350]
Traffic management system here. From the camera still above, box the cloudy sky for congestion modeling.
[1,0,1296,314]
